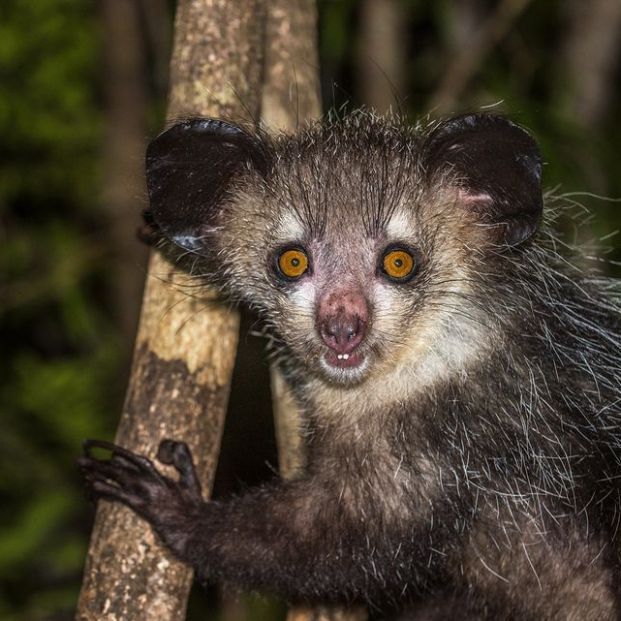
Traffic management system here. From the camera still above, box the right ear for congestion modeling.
[145,118,269,253]
[422,114,543,247]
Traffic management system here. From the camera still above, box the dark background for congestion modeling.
[1,0,620,619]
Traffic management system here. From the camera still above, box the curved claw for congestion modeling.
[83,439,118,455]
[83,439,161,477]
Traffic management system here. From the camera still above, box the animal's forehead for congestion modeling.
[274,127,419,184]
[272,204,418,263]
[269,147,420,240]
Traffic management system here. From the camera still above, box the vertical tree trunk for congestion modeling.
[261,3,366,620]
[75,2,266,620]
[138,0,172,100]
[553,0,621,254]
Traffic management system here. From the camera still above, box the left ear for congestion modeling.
[145,118,270,254]
[423,114,543,246]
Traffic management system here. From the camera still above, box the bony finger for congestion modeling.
[92,480,145,510]
[79,457,142,490]
[83,439,160,477]
[110,453,141,473]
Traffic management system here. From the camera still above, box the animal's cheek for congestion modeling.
[287,280,318,316]
[372,281,397,311]
[366,285,427,361]
[370,282,413,330]
[266,281,318,342]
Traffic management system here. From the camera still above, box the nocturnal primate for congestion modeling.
[79,113,621,619]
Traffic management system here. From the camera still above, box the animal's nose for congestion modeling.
[317,290,368,354]
[320,314,366,353]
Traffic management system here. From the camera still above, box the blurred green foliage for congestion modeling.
[0,0,100,207]
[0,1,119,619]
[1,0,620,619]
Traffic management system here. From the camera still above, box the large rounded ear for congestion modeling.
[423,114,543,246]
[145,118,269,253]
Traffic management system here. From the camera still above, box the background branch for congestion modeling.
[429,0,534,114]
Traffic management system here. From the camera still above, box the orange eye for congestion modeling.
[277,248,309,279]
[382,248,415,280]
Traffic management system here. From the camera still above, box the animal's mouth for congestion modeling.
[323,349,366,369]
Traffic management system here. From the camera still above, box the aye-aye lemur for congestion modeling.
[80,113,621,620]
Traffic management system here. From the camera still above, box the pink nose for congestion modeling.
[317,290,368,354]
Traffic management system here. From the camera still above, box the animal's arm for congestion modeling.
[79,439,430,604]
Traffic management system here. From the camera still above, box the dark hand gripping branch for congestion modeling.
[79,440,204,560]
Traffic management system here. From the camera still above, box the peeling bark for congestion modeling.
[75,1,266,620]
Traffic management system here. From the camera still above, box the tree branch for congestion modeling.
[75,2,267,619]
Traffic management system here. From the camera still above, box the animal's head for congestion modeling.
[146,113,542,389]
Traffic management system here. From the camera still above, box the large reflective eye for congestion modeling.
[277,248,309,279]
[381,247,415,281]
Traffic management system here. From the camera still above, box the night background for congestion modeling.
[1,0,621,619]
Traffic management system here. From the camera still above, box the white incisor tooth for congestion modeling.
[343,353,350,360]
[337,354,343,360]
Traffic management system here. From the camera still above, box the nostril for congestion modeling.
[320,321,335,343]
[324,320,339,340]
[347,317,360,340]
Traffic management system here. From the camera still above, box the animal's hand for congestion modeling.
[78,439,204,557]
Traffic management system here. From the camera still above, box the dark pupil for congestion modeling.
[393,258,403,268]
[291,257,300,267]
